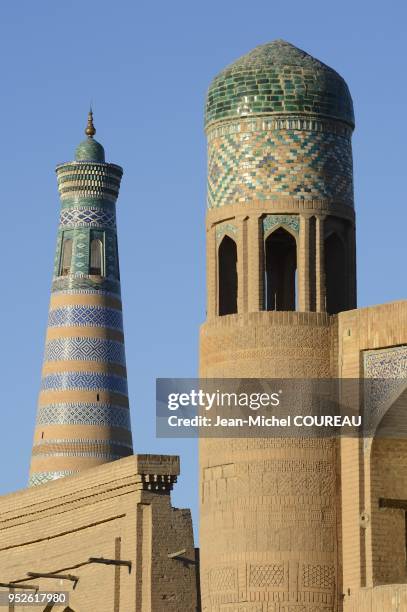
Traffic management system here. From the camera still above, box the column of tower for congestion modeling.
[29,112,133,486]
[199,41,356,611]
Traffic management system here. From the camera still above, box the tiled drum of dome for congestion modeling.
[207,122,354,208]
[29,119,133,487]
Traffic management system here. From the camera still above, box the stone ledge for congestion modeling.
[0,454,180,521]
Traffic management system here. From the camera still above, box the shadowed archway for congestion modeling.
[264,227,297,311]
[218,235,237,316]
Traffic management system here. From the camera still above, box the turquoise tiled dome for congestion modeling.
[75,137,105,162]
[205,40,354,128]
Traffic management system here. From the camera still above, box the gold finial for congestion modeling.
[85,108,96,138]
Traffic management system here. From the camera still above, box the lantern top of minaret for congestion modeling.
[75,109,105,163]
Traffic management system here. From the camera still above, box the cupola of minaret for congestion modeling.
[29,112,133,486]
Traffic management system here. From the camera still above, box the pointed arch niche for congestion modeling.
[218,234,238,316]
[263,223,298,311]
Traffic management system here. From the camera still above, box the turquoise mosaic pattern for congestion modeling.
[51,276,121,296]
[60,208,116,229]
[207,123,353,208]
[205,40,354,127]
[364,345,407,434]
[48,305,123,330]
[36,403,131,429]
[41,372,128,395]
[44,338,126,365]
[215,223,238,242]
[263,214,299,235]
[29,471,78,487]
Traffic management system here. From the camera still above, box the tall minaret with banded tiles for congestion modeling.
[29,111,133,486]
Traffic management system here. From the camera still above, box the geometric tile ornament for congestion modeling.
[363,345,407,434]
[60,208,116,229]
[263,214,299,235]
[41,372,128,395]
[29,471,79,486]
[47,306,123,330]
[36,403,131,429]
[215,223,238,243]
[207,124,354,209]
[44,337,126,365]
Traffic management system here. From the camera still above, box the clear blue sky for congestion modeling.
[0,1,405,541]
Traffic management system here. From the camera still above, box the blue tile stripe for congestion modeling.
[48,306,123,330]
[29,471,78,486]
[36,403,131,428]
[41,372,128,395]
[33,451,129,459]
[59,208,116,229]
[44,337,126,366]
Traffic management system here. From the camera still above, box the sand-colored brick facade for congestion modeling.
[0,455,198,611]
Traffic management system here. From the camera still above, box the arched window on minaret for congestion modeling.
[218,235,237,316]
[264,227,297,311]
[59,237,73,276]
[325,232,347,314]
[90,236,103,276]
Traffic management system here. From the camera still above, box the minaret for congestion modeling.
[200,41,356,610]
[29,111,133,486]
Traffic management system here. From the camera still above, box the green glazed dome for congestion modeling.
[75,137,105,163]
[205,40,354,128]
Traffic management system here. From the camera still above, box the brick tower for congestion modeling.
[29,111,133,486]
[199,40,357,611]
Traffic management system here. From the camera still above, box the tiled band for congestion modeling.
[44,337,126,365]
[40,372,128,395]
[36,403,131,429]
[207,120,353,209]
[47,305,123,330]
[29,471,79,487]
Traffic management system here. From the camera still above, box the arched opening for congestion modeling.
[264,227,297,311]
[60,238,73,276]
[325,233,347,314]
[90,238,103,276]
[218,235,237,316]
[370,388,407,584]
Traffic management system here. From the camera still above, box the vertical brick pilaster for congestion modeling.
[206,226,217,319]
[299,214,310,311]
[236,216,247,314]
[248,215,262,312]
[316,215,327,312]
